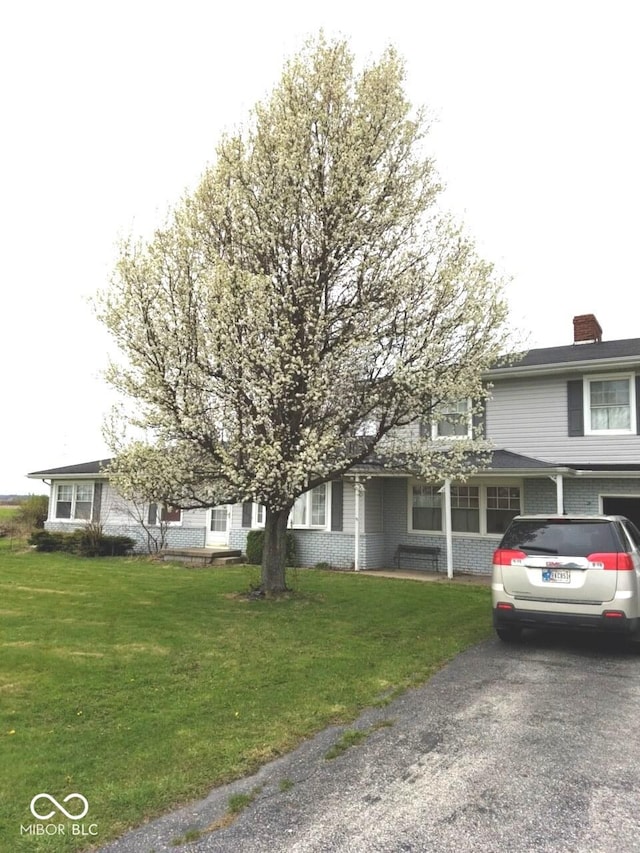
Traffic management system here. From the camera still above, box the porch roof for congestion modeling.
[348,449,562,478]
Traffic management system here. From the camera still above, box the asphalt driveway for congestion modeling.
[100,633,640,853]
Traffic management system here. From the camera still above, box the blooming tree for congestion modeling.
[98,37,513,594]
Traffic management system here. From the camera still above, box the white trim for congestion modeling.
[443,479,453,579]
[583,372,636,436]
[354,477,363,571]
[599,493,640,513]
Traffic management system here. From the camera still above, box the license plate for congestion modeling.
[542,569,571,583]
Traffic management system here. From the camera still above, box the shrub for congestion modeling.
[29,528,134,557]
[245,529,297,566]
[29,530,60,552]
[16,495,49,529]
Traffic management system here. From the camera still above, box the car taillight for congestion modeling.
[493,549,526,566]
[587,552,635,571]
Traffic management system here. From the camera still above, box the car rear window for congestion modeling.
[500,520,622,557]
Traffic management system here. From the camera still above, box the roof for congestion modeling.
[27,459,113,478]
[489,337,640,377]
[486,450,554,470]
[349,448,556,477]
[28,452,640,483]
[516,338,640,367]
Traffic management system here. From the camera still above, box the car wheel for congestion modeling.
[496,627,522,643]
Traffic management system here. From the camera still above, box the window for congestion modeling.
[411,484,442,531]
[253,504,265,527]
[291,484,328,528]
[147,504,182,525]
[451,486,479,533]
[585,375,635,434]
[54,483,93,521]
[161,506,182,523]
[432,399,472,439]
[409,481,521,536]
[486,486,521,535]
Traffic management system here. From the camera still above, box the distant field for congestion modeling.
[0,506,19,521]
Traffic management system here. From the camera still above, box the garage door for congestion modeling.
[601,497,640,530]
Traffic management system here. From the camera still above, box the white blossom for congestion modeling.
[97,36,518,593]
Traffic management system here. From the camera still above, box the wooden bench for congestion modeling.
[395,544,441,572]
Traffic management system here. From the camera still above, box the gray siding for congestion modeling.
[488,375,640,464]
[564,478,640,515]
[364,478,384,533]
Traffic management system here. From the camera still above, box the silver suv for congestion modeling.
[492,515,640,641]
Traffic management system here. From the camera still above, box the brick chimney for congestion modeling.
[573,314,602,344]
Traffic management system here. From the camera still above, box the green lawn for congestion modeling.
[0,545,492,851]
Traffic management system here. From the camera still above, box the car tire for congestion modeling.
[496,626,523,643]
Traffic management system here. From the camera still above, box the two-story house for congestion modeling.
[29,315,640,577]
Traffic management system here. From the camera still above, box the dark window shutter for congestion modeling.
[148,503,157,525]
[331,481,343,531]
[419,419,431,439]
[567,380,584,436]
[636,376,640,434]
[92,482,102,522]
[241,502,253,528]
[472,402,486,438]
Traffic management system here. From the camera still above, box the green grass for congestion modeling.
[0,550,491,851]
[0,506,19,522]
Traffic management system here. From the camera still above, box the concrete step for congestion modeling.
[161,548,243,567]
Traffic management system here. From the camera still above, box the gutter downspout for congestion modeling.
[444,478,453,579]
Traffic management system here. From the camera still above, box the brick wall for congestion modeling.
[380,477,495,575]
[45,520,205,553]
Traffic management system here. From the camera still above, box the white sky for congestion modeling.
[2,0,638,495]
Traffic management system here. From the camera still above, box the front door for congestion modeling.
[206,505,230,547]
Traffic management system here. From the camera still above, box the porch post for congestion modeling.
[444,478,453,579]
[556,473,564,514]
[354,477,363,572]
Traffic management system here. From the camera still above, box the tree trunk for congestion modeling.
[261,506,292,594]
